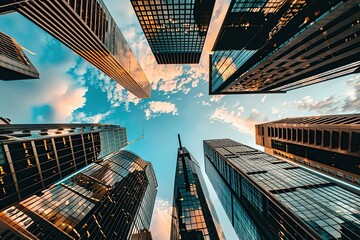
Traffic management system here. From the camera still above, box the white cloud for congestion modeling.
[271,107,280,114]
[261,95,267,103]
[72,110,113,123]
[210,107,265,135]
[295,95,338,114]
[145,101,178,120]
[150,199,172,240]
[209,95,224,102]
[194,92,204,98]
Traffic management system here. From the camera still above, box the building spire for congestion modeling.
[177,134,182,149]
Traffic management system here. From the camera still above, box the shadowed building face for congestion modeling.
[210,0,360,95]
[0,0,150,98]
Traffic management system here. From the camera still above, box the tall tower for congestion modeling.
[171,135,223,240]
[209,0,360,94]
[0,32,39,80]
[0,0,150,98]
[0,150,158,239]
[0,123,127,210]
[131,0,215,64]
[255,114,360,184]
[204,138,360,239]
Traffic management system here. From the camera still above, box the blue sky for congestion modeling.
[0,0,359,239]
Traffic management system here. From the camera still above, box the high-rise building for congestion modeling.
[0,150,158,239]
[0,32,39,80]
[171,135,223,240]
[204,138,360,239]
[255,114,360,184]
[0,123,127,210]
[209,0,360,94]
[0,0,150,98]
[131,0,215,64]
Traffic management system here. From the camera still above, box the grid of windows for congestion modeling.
[0,124,127,210]
[171,147,222,239]
[256,114,360,184]
[131,0,215,64]
[210,0,360,94]
[9,0,150,97]
[0,150,157,239]
[204,139,360,240]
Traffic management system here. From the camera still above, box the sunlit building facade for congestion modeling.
[171,135,223,240]
[0,150,158,239]
[0,123,127,210]
[0,0,150,98]
[210,0,360,94]
[204,138,360,239]
[131,0,215,64]
[255,114,360,184]
[0,32,39,80]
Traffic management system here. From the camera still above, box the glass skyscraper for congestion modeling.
[0,32,39,80]
[171,135,223,240]
[131,0,215,64]
[0,123,127,210]
[204,138,360,239]
[0,150,158,239]
[210,0,360,94]
[0,0,150,98]
[255,114,360,185]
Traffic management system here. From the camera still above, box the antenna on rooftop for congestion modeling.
[20,45,36,55]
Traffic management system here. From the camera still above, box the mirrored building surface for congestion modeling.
[0,150,157,239]
[171,135,223,240]
[131,0,215,64]
[0,123,127,210]
[256,114,360,185]
[0,32,39,80]
[210,0,360,94]
[204,139,360,240]
[0,0,150,98]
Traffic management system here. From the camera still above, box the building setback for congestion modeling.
[255,114,360,185]
[209,0,360,95]
[0,150,158,239]
[0,32,39,80]
[171,135,223,239]
[0,0,150,98]
[204,138,360,240]
[131,0,215,64]
[0,123,127,210]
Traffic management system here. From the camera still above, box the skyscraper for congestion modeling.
[0,0,150,98]
[0,150,158,239]
[0,123,127,210]
[131,0,215,64]
[209,0,360,94]
[255,114,360,184]
[171,135,223,240]
[204,138,360,239]
[0,32,39,80]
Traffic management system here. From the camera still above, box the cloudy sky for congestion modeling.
[0,0,359,239]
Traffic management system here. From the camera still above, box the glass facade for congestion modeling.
[255,114,360,184]
[0,150,157,239]
[0,124,127,210]
[131,0,215,64]
[171,137,223,240]
[2,0,150,97]
[210,0,360,94]
[204,139,360,240]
